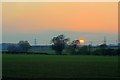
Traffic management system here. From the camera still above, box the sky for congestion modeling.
[1,0,119,2]
[2,2,118,45]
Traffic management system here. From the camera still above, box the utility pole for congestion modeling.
[34,38,37,46]
[103,36,107,44]
[116,40,120,46]
[116,40,118,45]
[90,41,93,46]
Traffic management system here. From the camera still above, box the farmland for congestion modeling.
[2,54,119,79]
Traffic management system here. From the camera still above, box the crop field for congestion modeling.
[2,54,120,79]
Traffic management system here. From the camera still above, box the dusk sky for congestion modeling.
[2,2,118,45]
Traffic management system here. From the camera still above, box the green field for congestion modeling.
[2,54,119,79]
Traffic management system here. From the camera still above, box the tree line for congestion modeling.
[4,34,120,56]
[51,34,120,56]
[6,41,31,53]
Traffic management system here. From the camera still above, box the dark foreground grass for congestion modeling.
[2,54,119,79]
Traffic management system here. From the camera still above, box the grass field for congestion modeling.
[2,54,119,79]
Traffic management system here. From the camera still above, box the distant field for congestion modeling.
[2,54,119,79]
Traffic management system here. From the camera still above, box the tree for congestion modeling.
[78,46,90,55]
[97,43,107,55]
[66,40,80,55]
[51,34,69,55]
[117,48,120,56]
[17,41,31,53]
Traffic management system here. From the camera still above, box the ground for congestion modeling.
[2,54,119,79]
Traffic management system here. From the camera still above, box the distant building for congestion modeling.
[31,45,51,50]
[1,43,119,51]
[1,43,17,51]
[1,43,51,51]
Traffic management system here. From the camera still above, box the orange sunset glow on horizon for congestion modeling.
[3,2,118,34]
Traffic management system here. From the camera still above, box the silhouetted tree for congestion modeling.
[17,41,31,53]
[51,34,69,55]
[88,44,92,55]
[117,48,120,55]
[77,46,90,55]
[67,40,80,55]
[99,43,107,55]
[105,48,115,56]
